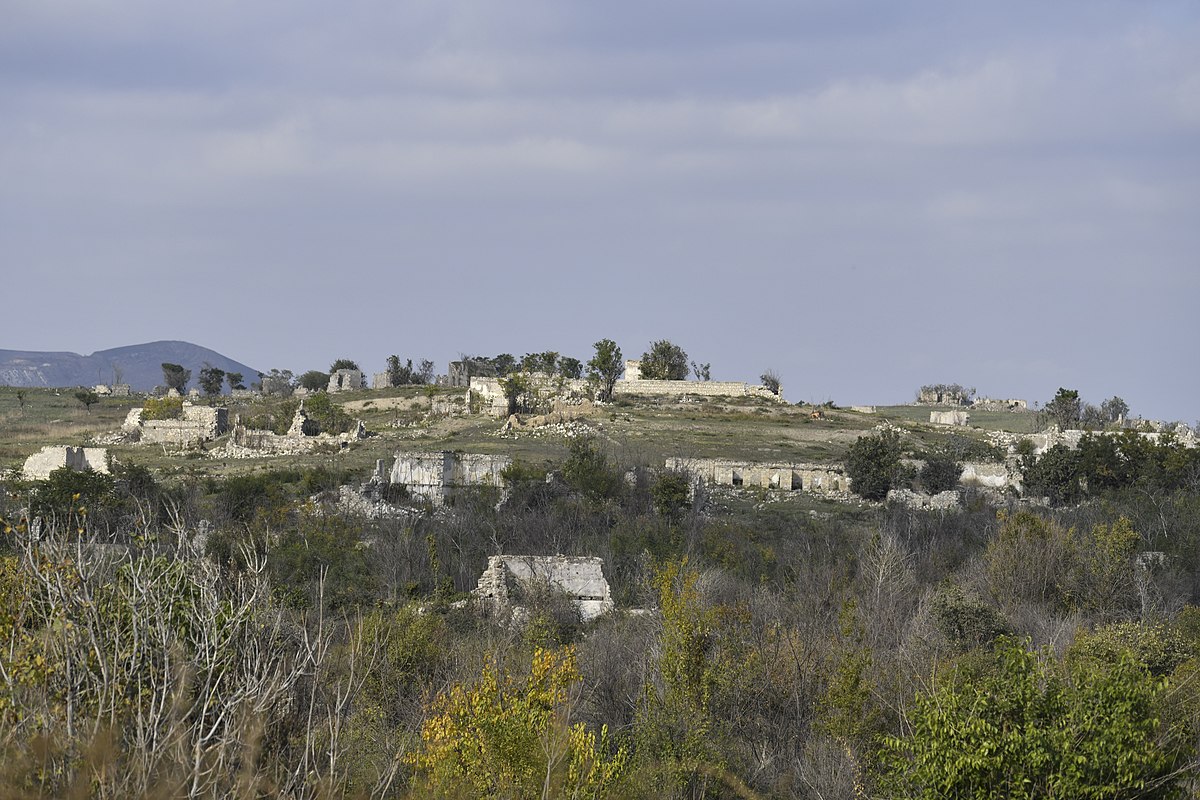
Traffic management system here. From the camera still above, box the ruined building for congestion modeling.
[22,446,110,481]
[124,403,229,447]
[472,555,615,622]
[328,369,366,392]
[667,457,850,494]
[378,450,511,505]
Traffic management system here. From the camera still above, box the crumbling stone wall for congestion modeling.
[988,425,1198,458]
[972,397,1028,411]
[225,404,366,457]
[449,359,498,388]
[472,555,614,622]
[385,450,511,505]
[23,446,110,481]
[667,457,850,494]
[960,462,1016,490]
[328,369,365,392]
[618,360,781,401]
[930,410,970,426]
[887,489,960,510]
[615,379,780,401]
[468,376,592,418]
[134,403,229,447]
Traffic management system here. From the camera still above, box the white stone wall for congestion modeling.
[930,410,970,426]
[139,404,229,446]
[615,379,781,401]
[960,462,1015,490]
[328,369,366,392]
[473,555,614,622]
[23,446,109,481]
[388,450,511,504]
[667,457,850,494]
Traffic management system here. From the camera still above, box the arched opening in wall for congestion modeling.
[731,468,743,487]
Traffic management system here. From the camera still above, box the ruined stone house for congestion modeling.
[472,555,615,622]
[328,369,366,392]
[124,403,229,447]
[379,450,511,505]
[667,457,851,494]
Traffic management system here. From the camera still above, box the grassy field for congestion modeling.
[1,384,1048,481]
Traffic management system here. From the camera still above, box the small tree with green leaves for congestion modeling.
[559,356,583,379]
[881,638,1188,799]
[919,453,962,493]
[1045,387,1082,429]
[329,358,359,373]
[846,429,903,501]
[499,373,532,415]
[74,389,99,414]
[160,363,190,393]
[198,364,225,397]
[587,339,623,402]
[225,372,245,391]
[298,370,329,392]
[639,340,689,380]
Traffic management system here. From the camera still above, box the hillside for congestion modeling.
[0,340,259,392]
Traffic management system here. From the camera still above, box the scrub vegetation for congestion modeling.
[1,384,1199,798]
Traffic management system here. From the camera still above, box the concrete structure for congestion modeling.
[372,372,391,390]
[22,446,110,481]
[930,410,970,426]
[384,450,511,505]
[127,403,229,447]
[328,369,365,392]
[472,555,614,622]
[667,457,850,494]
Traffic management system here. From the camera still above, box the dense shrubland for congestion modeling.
[3,436,1200,798]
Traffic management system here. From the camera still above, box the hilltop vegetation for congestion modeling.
[1,379,1199,798]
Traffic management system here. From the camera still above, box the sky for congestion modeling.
[2,0,1197,421]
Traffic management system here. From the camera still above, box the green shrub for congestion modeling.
[141,396,183,420]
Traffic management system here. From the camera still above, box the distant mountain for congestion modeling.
[0,341,260,392]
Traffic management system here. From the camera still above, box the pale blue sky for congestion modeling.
[2,1,1197,420]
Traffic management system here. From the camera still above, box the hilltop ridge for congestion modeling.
[0,340,259,392]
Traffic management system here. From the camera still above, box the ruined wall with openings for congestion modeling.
[667,457,850,493]
[23,446,110,481]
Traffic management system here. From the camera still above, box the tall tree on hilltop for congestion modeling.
[588,339,623,402]
[639,340,689,380]
[161,363,190,393]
